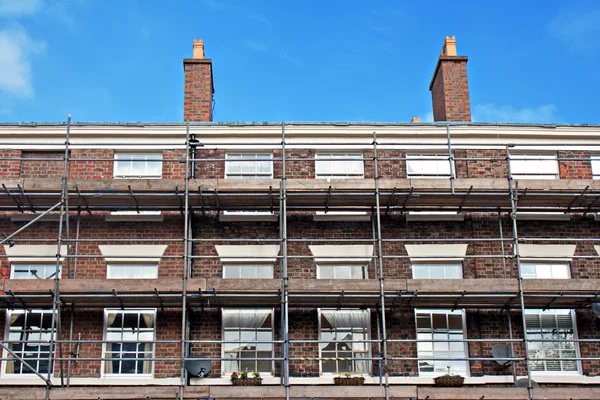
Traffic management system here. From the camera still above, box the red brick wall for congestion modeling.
[184,59,213,122]
[69,149,113,179]
[559,151,593,179]
[21,151,65,178]
[430,57,471,122]
[0,149,22,179]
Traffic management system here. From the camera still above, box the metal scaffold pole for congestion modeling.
[180,120,192,400]
[506,145,534,400]
[372,131,389,400]
[280,122,290,400]
[46,115,71,400]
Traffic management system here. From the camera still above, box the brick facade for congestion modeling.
[430,57,471,122]
[183,58,214,122]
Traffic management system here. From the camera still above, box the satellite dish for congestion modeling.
[184,354,212,378]
[491,343,513,366]
[515,378,538,388]
[592,303,600,319]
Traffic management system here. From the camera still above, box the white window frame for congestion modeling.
[415,309,469,376]
[222,263,274,279]
[2,309,56,377]
[102,309,156,377]
[221,308,274,376]
[10,263,61,280]
[591,154,600,180]
[225,152,273,179]
[318,309,371,375]
[412,262,463,279]
[520,261,580,374]
[406,152,454,178]
[315,152,364,179]
[509,153,559,180]
[113,152,163,179]
[106,263,159,279]
[316,264,368,279]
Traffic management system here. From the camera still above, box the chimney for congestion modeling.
[429,36,471,122]
[183,38,214,122]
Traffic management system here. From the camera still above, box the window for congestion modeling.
[406,153,453,178]
[315,153,364,179]
[222,309,273,374]
[319,309,370,374]
[10,263,60,279]
[510,153,559,179]
[317,264,367,279]
[223,264,273,279]
[521,262,579,373]
[104,310,155,376]
[412,263,463,279]
[106,263,159,279]
[525,309,578,373]
[416,310,468,375]
[4,310,55,375]
[225,153,273,179]
[114,153,162,178]
[591,154,600,179]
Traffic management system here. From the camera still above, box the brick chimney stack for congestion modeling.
[183,38,214,122]
[429,36,471,122]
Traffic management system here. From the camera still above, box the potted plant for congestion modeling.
[231,370,262,386]
[433,367,465,387]
[333,372,366,386]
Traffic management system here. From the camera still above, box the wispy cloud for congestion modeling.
[201,0,270,25]
[548,6,600,50]
[0,0,41,17]
[473,104,558,123]
[242,39,267,53]
[279,52,304,69]
[0,25,46,98]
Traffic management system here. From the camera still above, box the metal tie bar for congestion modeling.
[384,187,397,215]
[17,184,35,212]
[543,291,564,311]
[401,187,414,211]
[154,288,165,312]
[324,185,332,213]
[452,291,467,311]
[75,185,91,215]
[128,185,140,214]
[269,185,274,213]
[458,186,474,213]
[567,185,589,211]
[2,184,22,212]
[198,186,206,217]
[112,289,124,309]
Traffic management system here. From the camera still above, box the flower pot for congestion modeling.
[232,378,262,386]
[433,375,465,387]
[333,376,365,386]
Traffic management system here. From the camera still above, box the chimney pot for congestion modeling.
[441,36,457,56]
[193,38,205,59]
[411,116,421,123]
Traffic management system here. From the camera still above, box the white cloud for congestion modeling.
[473,104,558,123]
[548,7,600,50]
[242,39,267,53]
[279,52,304,69]
[0,26,46,98]
[0,0,41,17]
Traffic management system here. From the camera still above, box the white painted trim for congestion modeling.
[519,244,576,262]
[593,245,600,256]
[0,377,180,386]
[219,213,278,222]
[516,212,571,221]
[309,245,374,263]
[405,244,468,262]
[105,214,164,222]
[313,214,371,222]
[406,213,465,222]
[215,245,280,263]
[98,245,168,262]
[4,245,68,263]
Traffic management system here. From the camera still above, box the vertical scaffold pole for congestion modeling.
[506,145,534,400]
[179,120,192,400]
[372,131,389,400]
[446,125,455,195]
[280,122,290,400]
[46,114,71,399]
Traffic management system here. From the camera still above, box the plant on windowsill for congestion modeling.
[231,370,262,386]
[333,372,366,386]
[433,366,465,387]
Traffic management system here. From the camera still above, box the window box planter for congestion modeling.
[333,376,365,386]
[231,377,262,386]
[433,374,465,387]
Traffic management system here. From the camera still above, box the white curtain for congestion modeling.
[322,310,369,373]
[223,310,269,329]
[142,313,154,374]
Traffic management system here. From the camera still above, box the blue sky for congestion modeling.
[1,0,599,124]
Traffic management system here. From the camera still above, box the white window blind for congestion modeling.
[11,263,60,279]
[317,264,367,279]
[225,153,273,179]
[412,263,463,279]
[222,264,274,279]
[510,153,559,179]
[406,153,453,178]
[107,263,159,279]
[315,153,364,179]
[114,153,162,178]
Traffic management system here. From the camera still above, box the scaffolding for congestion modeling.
[0,121,599,400]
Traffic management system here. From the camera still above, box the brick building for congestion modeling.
[0,37,599,400]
